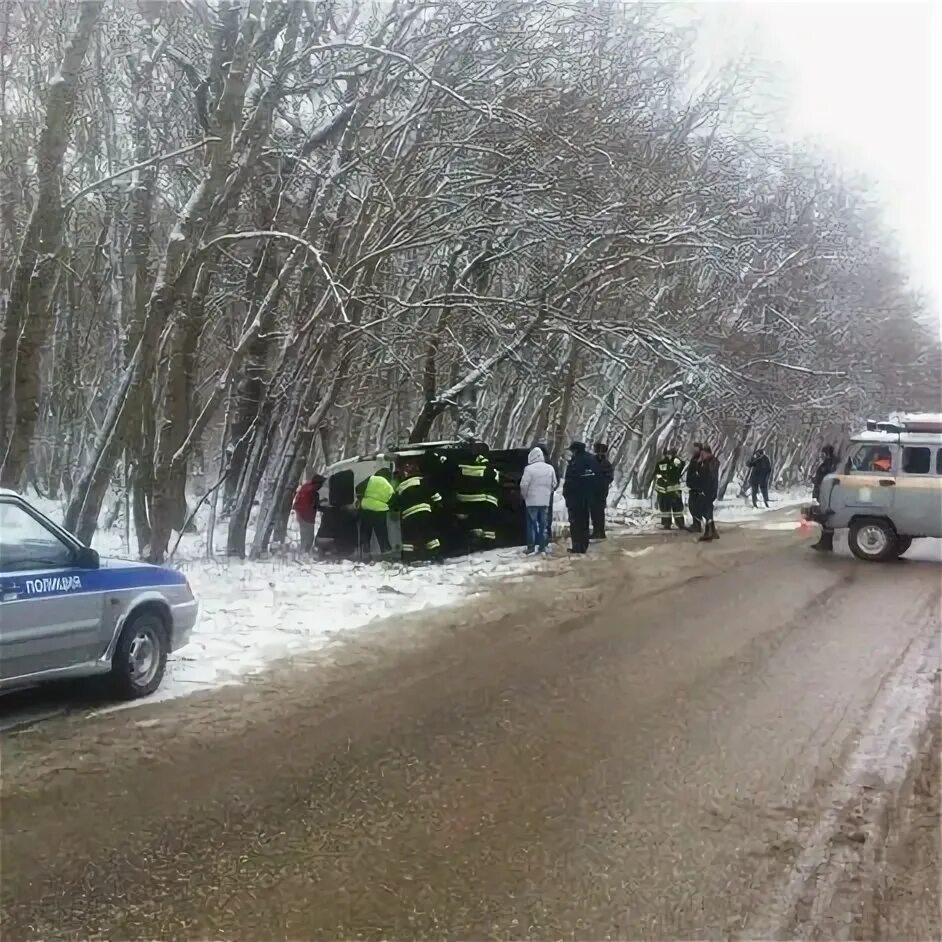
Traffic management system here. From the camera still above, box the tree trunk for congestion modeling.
[0,0,103,486]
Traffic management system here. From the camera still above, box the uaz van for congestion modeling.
[807,414,942,561]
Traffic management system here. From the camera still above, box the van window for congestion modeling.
[850,444,893,473]
[937,449,942,475]
[902,447,931,474]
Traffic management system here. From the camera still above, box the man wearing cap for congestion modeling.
[563,441,598,554]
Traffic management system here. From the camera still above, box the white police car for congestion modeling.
[0,489,197,699]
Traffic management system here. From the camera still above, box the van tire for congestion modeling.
[109,611,168,699]
[894,536,913,558]
[848,518,897,562]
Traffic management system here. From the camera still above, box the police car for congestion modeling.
[0,489,198,699]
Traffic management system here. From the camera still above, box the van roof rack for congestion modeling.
[862,415,942,436]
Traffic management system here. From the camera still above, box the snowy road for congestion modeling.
[1,524,939,940]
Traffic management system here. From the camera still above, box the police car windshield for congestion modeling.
[0,502,74,572]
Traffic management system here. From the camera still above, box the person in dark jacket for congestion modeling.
[455,448,500,548]
[812,445,839,501]
[564,441,598,554]
[811,445,840,552]
[686,442,704,532]
[391,460,443,563]
[654,446,687,529]
[591,442,614,540]
[695,444,721,542]
[747,447,773,508]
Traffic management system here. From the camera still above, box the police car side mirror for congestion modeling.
[73,545,100,569]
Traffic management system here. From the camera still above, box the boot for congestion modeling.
[698,521,718,542]
[689,520,702,534]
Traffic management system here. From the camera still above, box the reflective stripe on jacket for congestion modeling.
[655,457,685,493]
[395,476,442,518]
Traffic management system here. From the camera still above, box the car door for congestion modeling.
[0,500,104,682]
[841,443,898,516]
[894,445,942,537]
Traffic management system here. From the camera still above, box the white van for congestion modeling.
[808,414,942,561]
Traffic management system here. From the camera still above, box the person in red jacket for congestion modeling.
[293,474,325,552]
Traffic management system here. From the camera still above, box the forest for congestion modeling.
[1,0,938,562]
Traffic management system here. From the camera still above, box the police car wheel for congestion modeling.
[848,519,896,562]
[110,612,168,699]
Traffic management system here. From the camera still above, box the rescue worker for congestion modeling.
[563,441,598,554]
[357,467,394,557]
[747,447,773,508]
[293,473,325,552]
[391,460,443,563]
[654,446,686,530]
[686,442,705,532]
[695,444,721,542]
[591,442,614,540]
[811,444,840,552]
[455,447,500,548]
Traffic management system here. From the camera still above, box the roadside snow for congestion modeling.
[610,489,808,529]
[151,551,539,703]
[27,494,547,704]
[26,488,804,707]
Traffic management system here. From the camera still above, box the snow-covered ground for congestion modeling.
[610,489,808,529]
[147,551,548,704]
[27,489,804,705]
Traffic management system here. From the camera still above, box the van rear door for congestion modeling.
[894,445,942,537]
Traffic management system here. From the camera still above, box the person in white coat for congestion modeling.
[519,446,558,554]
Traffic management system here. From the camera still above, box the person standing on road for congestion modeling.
[591,442,614,540]
[747,447,773,508]
[812,444,839,501]
[811,444,840,552]
[293,473,325,552]
[696,445,721,542]
[564,441,598,554]
[654,446,687,530]
[391,460,443,563]
[357,468,394,558]
[520,446,558,554]
[686,442,705,533]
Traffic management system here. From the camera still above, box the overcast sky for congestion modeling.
[690,0,941,320]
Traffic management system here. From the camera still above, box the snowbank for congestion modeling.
[28,495,548,703]
[610,489,808,529]
[148,550,541,704]
[27,489,803,705]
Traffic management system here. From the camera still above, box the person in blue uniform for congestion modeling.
[563,441,598,554]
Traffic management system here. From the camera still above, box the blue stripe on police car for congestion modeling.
[12,560,187,601]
